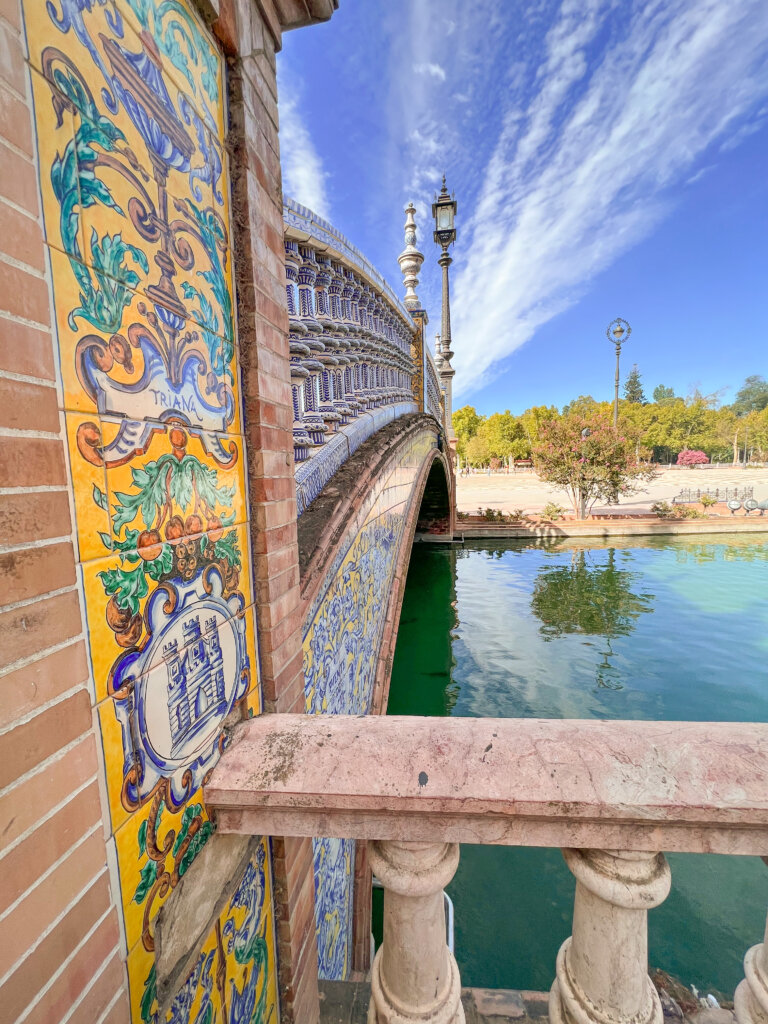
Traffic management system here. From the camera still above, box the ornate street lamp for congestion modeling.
[433,175,458,443]
[606,317,631,427]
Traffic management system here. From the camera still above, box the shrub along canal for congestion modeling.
[386,535,768,997]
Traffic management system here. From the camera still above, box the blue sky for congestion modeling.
[277,0,768,416]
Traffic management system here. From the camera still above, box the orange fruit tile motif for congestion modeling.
[22,0,277,1018]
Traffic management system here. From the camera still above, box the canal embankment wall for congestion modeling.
[417,518,768,542]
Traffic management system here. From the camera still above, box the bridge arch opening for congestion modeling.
[415,454,453,537]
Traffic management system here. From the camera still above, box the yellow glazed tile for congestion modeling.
[68,26,235,361]
[96,696,135,834]
[217,839,280,1024]
[101,420,248,550]
[115,787,212,954]
[126,938,155,1024]
[126,838,277,1022]
[82,518,254,700]
[48,247,98,415]
[118,0,227,145]
[28,68,83,260]
[64,411,112,563]
[81,549,142,704]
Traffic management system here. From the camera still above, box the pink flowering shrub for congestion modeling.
[677,449,709,466]
[533,413,657,517]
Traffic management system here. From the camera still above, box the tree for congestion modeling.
[652,385,676,405]
[624,364,646,404]
[561,395,599,417]
[452,405,482,460]
[465,433,491,466]
[732,375,768,416]
[532,413,657,518]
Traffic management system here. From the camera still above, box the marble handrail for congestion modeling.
[205,714,768,855]
[206,715,768,1024]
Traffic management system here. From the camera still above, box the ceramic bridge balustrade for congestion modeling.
[285,238,417,464]
[206,715,768,1024]
[282,199,424,515]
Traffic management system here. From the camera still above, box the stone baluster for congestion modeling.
[326,259,354,424]
[345,271,365,410]
[314,255,342,431]
[735,860,768,1024]
[357,286,374,408]
[550,850,671,1024]
[284,241,307,337]
[368,841,464,1024]
[336,266,361,418]
[297,246,328,445]
[289,349,313,462]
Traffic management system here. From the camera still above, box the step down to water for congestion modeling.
[318,980,551,1024]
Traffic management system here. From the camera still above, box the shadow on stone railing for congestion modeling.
[206,715,768,1024]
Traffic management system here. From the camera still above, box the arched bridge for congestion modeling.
[280,198,455,980]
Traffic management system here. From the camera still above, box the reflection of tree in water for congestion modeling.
[530,549,655,690]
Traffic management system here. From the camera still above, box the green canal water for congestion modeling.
[386,536,768,998]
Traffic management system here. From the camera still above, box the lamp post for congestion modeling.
[433,175,457,444]
[606,317,631,427]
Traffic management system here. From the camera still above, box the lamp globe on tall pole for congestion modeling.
[433,175,458,445]
[606,317,631,427]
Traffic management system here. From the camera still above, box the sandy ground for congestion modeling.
[455,466,768,515]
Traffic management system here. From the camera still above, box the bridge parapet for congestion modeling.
[283,199,428,514]
[208,714,768,1024]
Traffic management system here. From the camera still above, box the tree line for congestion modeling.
[454,371,768,466]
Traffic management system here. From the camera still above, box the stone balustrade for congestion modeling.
[283,200,419,487]
[206,714,768,1024]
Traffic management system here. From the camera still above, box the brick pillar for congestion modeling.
[223,2,320,1021]
[0,4,129,1021]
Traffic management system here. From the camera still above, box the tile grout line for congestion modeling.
[0,864,109,989]
[12,906,115,1024]
[0,680,91,737]
[57,943,123,1024]
[0,582,78,615]
[0,633,83,678]
[0,769,98,859]
[0,822,101,926]
[0,534,72,555]
[0,732,92,800]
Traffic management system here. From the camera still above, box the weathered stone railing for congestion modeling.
[206,715,768,1024]
[283,199,419,510]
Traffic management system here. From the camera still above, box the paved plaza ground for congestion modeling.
[455,465,768,516]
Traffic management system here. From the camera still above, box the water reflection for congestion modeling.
[389,538,768,994]
[531,548,654,640]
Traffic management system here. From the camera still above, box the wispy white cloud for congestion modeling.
[451,0,768,396]
[277,85,331,220]
[414,62,447,81]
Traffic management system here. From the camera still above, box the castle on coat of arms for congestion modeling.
[163,615,227,755]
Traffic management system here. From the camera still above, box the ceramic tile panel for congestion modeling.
[115,789,215,954]
[126,839,278,1023]
[313,836,355,985]
[23,0,275,1017]
[65,410,113,561]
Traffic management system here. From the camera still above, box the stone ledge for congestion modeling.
[206,715,768,855]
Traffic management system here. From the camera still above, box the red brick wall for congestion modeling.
[0,2,129,1020]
